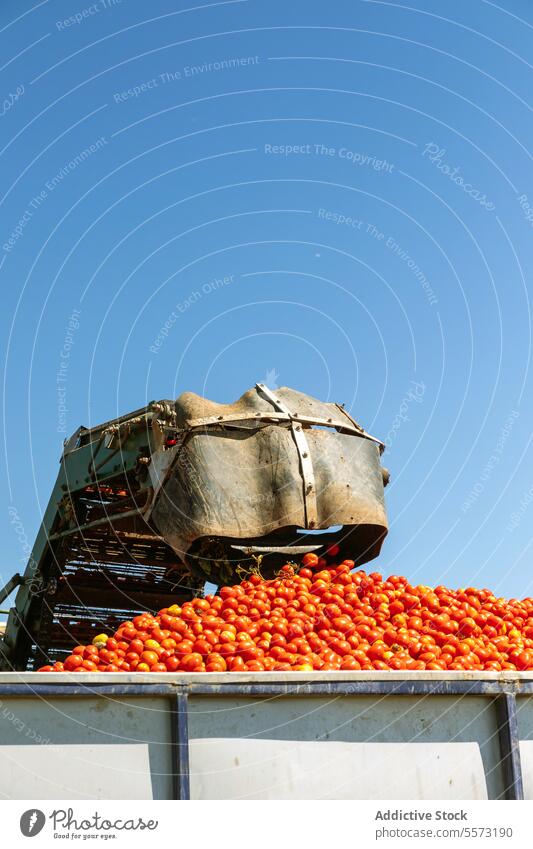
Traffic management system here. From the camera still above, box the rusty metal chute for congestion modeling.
[148,384,388,582]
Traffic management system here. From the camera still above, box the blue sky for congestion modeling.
[1,0,533,604]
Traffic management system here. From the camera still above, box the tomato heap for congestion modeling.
[37,552,533,672]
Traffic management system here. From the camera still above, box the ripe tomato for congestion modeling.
[516,650,533,670]
[302,553,319,569]
[64,655,83,671]
[180,652,203,672]
[140,650,159,666]
[340,656,361,670]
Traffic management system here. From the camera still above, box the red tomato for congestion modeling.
[340,657,361,670]
[140,650,159,666]
[180,653,203,672]
[64,655,83,671]
[302,552,319,568]
[516,650,533,670]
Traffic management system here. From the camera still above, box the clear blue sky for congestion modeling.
[1,0,532,604]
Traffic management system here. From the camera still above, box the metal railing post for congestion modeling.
[171,689,190,800]
[496,692,524,800]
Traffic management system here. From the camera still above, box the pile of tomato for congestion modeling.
[37,551,533,672]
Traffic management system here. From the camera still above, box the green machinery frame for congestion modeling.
[0,400,194,671]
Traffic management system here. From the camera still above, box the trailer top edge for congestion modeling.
[1,671,533,684]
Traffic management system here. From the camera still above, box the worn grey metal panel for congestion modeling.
[0,695,173,800]
[187,693,503,799]
[0,744,154,800]
[189,739,487,800]
[516,696,533,800]
[519,741,533,800]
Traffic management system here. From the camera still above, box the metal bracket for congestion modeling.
[335,403,384,452]
[255,383,319,528]
[184,410,382,444]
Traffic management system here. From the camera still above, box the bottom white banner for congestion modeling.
[0,801,530,848]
